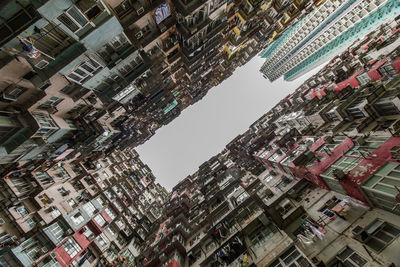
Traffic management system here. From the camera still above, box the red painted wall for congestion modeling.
[288,137,355,190]
[340,137,400,202]
[165,259,181,267]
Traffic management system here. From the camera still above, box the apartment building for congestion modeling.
[0,0,276,170]
[0,147,167,266]
[112,15,400,267]
[260,0,400,81]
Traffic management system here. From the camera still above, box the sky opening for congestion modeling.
[137,56,323,190]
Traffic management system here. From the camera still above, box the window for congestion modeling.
[362,162,400,214]
[21,238,42,261]
[4,87,26,99]
[58,6,88,33]
[67,58,101,84]
[276,176,292,190]
[347,107,365,119]
[67,104,85,115]
[64,119,77,130]
[57,187,68,197]
[374,97,400,116]
[62,238,82,258]
[83,202,97,217]
[364,220,400,252]
[55,167,70,180]
[95,197,106,208]
[264,175,273,183]
[36,172,52,183]
[33,113,58,128]
[105,207,117,220]
[236,192,249,205]
[356,72,371,85]
[32,113,59,138]
[269,246,312,267]
[71,212,84,226]
[38,96,64,110]
[48,222,65,242]
[82,226,95,241]
[113,202,123,212]
[249,224,275,248]
[96,234,108,249]
[336,246,367,266]
[67,198,76,208]
[122,249,135,265]
[118,56,143,77]
[322,157,362,179]
[16,205,29,217]
[26,218,36,229]
[94,214,106,227]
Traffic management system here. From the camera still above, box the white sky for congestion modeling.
[137,56,323,190]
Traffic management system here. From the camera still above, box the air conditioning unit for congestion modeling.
[11,236,18,242]
[0,218,4,225]
[135,31,143,39]
[39,220,46,226]
[159,23,167,33]
[35,60,49,69]
[136,6,145,15]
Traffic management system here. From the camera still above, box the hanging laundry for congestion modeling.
[18,36,40,59]
[310,225,326,241]
[297,234,314,247]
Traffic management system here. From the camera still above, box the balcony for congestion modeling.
[0,2,43,46]
[173,0,208,17]
[37,43,87,80]
[116,0,165,28]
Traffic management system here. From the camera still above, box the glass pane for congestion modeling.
[349,253,367,266]
[74,68,87,76]
[363,175,381,188]
[88,59,100,68]
[387,171,400,179]
[376,162,397,175]
[284,250,300,264]
[373,184,397,195]
[67,6,87,27]
[374,230,394,243]
[81,64,95,73]
[338,247,353,261]
[297,256,312,267]
[67,73,82,82]
[365,238,385,252]
[382,224,400,236]
[58,14,79,32]
[381,177,400,187]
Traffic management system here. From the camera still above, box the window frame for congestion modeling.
[335,246,367,266]
[57,6,89,33]
[62,238,82,258]
[67,58,102,84]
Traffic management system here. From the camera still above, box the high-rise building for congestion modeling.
[1,1,400,267]
[0,0,289,266]
[260,0,400,81]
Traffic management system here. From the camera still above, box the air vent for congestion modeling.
[135,31,143,39]
[35,60,49,69]
[137,6,145,15]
